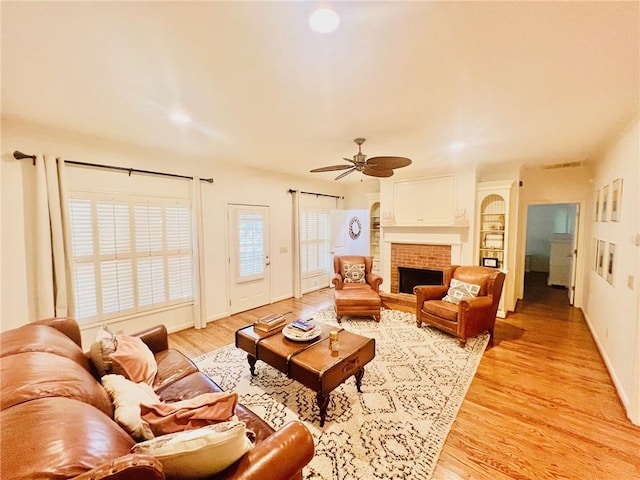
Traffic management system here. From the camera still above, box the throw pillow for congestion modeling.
[89,325,117,377]
[131,421,254,479]
[101,374,159,441]
[141,392,239,436]
[343,262,366,283]
[110,335,158,385]
[442,278,481,305]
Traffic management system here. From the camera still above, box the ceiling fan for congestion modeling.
[310,138,412,180]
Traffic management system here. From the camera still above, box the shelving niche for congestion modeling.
[475,180,517,318]
[479,194,506,268]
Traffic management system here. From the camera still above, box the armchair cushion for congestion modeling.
[422,300,459,322]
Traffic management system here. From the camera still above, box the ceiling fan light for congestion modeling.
[309,8,340,34]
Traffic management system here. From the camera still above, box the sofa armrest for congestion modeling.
[218,421,314,480]
[133,324,169,354]
[72,454,164,480]
[331,274,344,290]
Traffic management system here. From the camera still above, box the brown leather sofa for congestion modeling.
[332,255,383,322]
[0,317,314,480]
[414,265,505,346]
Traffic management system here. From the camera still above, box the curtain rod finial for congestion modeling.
[13,150,37,165]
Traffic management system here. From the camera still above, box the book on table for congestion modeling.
[254,312,289,333]
[289,319,315,332]
[254,320,286,333]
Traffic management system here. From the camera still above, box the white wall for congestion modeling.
[582,117,640,424]
[0,118,348,341]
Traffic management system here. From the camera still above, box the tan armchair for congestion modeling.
[414,265,505,346]
[332,255,383,322]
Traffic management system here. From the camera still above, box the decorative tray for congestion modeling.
[282,323,322,342]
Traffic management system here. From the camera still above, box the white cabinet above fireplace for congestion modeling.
[392,175,456,226]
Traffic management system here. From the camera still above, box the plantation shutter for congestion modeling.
[238,213,264,281]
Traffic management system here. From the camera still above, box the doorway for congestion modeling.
[524,203,579,305]
[227,204,271,314]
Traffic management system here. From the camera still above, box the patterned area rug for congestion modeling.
[195,308,489,480]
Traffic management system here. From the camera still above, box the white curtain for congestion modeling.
[35,155,70,319]
[291,190,301,299]
[191,176,206,329]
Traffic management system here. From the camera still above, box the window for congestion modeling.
[68,194,192,324]
[237,213,265,281]
[300,209,329,276]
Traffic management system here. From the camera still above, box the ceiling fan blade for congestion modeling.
[367,156,412,169]
[343,157,356,164]
[363,167,394,178]
[310,164,353,173]
[335,168,356,180]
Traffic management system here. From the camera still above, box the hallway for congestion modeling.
[523,271,571,303]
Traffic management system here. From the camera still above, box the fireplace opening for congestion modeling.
[398,267,444,294]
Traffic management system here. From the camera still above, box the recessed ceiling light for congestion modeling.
[170,112,191,124]
[450,142,466,152]
[309,8,340,34]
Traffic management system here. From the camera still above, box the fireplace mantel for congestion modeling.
[382,224,468,231]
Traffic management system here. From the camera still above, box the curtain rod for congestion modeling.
[288,188,343,199]
[13,151,214,184]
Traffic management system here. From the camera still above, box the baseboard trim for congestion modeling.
[580,307,631,414]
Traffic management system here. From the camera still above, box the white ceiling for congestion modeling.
[2,1,638,182]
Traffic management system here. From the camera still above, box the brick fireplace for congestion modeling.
[390,243,451,293]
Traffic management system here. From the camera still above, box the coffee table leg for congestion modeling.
[247,354,257,376]
[354,367,365,393]
[316,392,330,427]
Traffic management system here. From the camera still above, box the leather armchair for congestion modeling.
[332,255,383,322]
[414,265,505,346]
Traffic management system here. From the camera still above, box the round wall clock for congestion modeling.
[348,216,362,240]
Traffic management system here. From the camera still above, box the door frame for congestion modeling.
[520,201,583,306]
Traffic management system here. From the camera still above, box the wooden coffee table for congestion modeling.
[235,322,375,427]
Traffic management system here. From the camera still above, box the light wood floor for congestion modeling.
[169,273,640,479]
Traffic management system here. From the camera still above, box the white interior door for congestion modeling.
[329,209,348,257]
[228,204,270,314]
[569,204,580,305]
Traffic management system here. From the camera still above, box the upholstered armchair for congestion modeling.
[414,265,505,346]
[332,255,383,322]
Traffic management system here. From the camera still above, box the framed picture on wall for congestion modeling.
[611,178,622,222]
[595,189,600,222]
[607,243,616,285]
[597,240,605,277]
[482,257,499,268]
[601,184,609,222]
